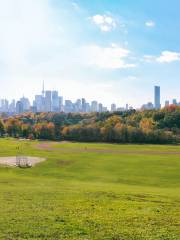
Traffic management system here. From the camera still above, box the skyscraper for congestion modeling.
[85,103,90,112]
[98,103,103,113]
[35,95,44,112]
[16,101,23,114]
[111,103,116,112]
[91,101,98,112]
[126,104,129,111]
[75,99,82,112]
[154,86,161,109]
[52,91,59,112]
[173,99,177,105]
[20,97,30,112]
[9,100,16,113]
[0,99,9,112]
[64,100,73,113]
[45,91,52,112]
[59,96,64,112]
[82,98,86,112]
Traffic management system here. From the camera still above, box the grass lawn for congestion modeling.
[0,138,180,239]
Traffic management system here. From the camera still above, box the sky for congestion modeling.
[0,0,180,108]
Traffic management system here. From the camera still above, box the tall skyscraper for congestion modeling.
[91,101,98,112]
[154,86,161,109]
[75,99,82,112]
[35,95,44,112]
[98,103,103,113]
[45,91,52,112]
[126,104,129,111]
[85,103,90,112]
[173,99,177,105]
[52,91,59,112]
[20,97,30,112]
[9,100,16,113]
[82,98,86,112]
[0,99,9,112]
[59,96,64,112]
[111,103,116,112]
[16,101,23,114]
[64,100,73,113]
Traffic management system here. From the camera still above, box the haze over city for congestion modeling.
[0,0,180,108]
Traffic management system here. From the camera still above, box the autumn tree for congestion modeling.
[0,119,5,136]
[33,122,55,140]
[139,118,155,133]
[4,118,21,137]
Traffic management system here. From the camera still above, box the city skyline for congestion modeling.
[0,0,180,107]
[0,84,180,114]
[0,82,179,110]
[0,82,132,114]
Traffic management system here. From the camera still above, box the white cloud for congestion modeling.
[143,51,180,64]
[72,2,80,11]
[91,14,117,32]
[143,55,156,62]
[145,20,155,28]
[82,44,136,69]
[156,51,180,63]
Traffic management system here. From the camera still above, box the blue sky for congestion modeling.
[0,0,180,108]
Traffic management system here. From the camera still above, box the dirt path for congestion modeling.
[36,142,58,150]
[36,143,180,155]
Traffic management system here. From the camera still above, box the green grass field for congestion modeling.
[0,139,180,240]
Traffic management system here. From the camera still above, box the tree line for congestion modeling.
[0,105,180,144]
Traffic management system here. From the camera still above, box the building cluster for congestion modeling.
[0,83,128,114]
[141,86,180,110]
[0,88,64,114]
[0,85,179,115]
